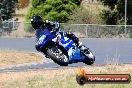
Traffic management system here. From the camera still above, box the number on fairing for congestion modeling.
[38,35,46,44]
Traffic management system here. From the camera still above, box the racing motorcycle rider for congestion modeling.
[31,14,87,58]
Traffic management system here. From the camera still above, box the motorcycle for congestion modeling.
[37,28,95,66]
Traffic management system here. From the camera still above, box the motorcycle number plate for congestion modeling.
[38,35,46,44]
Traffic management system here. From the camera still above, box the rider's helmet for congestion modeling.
[31,14,44,29]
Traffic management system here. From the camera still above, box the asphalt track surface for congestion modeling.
[0,38,132,71]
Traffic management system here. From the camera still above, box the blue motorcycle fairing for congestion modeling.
[37,28,56,45]
[37,28,73,51]
[68,46,86,62]
[37,27,86,62]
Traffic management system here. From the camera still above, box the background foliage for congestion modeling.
[0,0,131,25]
[0,0,18,20]
[26,0,82,22]
[98,0,132,25]
[69,6,104,24]
[127,0,132,25]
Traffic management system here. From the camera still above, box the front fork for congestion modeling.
[79,45,89,54]
[79,45,95,61]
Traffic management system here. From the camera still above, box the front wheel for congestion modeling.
[47,46,69,66]
[83,50,95,65]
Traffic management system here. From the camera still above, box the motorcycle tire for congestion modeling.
[84,58,95,65]
[83,50,95,65]
[47,46,68,66]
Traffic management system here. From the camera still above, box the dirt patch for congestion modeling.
[0,50,43,67]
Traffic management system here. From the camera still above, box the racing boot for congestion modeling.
[64,32,80,46]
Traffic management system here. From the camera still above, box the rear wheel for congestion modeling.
[47,46,69,66]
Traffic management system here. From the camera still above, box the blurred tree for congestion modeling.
[127,0,132,25]
[26,0,82,22]
[0,0,18,20]
[99,0,132,25]
[98,0,125,25]
[69,6,104,24]
[69,7,92,24]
